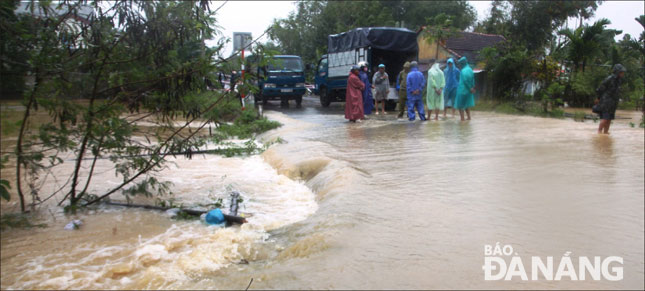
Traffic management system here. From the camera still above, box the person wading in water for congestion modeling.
[595,64,627,134]
[443,58,460,118]
[454,57,475,121]
[372,64,390,115]
[396,61,411,119]
[345,65,365,122]
[358,61,374,117]
[405,61,426,121]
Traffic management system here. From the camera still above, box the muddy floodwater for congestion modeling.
[1,98,644,289]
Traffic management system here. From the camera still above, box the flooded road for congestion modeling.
[1,97,644,289]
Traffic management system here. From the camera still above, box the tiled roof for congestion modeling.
[442,31,505,62]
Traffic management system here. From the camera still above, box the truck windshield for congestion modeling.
[268,58,303,72]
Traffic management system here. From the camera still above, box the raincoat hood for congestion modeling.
[613,64,626,74]
[430,63,442,73]
[457,57,469,69]
[447,58,455,66]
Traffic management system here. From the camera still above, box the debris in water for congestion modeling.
[205,208,226,225]
[103,201,248,225]
[165,208,181,218]
[63,219,82,230]
[245,278,254,291]
[229,191,241,216]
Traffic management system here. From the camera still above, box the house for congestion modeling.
[417,29,505,98]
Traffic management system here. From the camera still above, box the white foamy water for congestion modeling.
[1,151,318,289]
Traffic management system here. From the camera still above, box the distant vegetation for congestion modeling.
[0,0,280,214]
[267,0,644,113]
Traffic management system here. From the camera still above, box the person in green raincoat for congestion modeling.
[426,63,445,121]
[454,56,475,121]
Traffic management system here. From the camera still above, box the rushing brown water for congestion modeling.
[1,99,644,289]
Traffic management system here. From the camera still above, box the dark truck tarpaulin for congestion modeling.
[328,27,418,53]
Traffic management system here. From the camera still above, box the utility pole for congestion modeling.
[233,32,252,111]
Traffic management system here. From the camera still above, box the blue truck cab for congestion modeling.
[314,54,349,107]
[255,55,307,107]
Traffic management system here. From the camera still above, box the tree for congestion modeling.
[628,15,645,66]
[474,0,510,36]
[268,0,477,78]
[0,0,30,99]
[507,0,600,54]
[2,0,275,212]
[480,44,536,101]
[557,18,616,73]
[422,13,458,61]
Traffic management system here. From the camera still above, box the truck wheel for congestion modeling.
[320,88,331,108]
[295,95,303,108]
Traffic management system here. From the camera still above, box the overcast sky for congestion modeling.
[209,0,645,56]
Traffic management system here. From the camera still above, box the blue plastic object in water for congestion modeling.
[205,208,226,225]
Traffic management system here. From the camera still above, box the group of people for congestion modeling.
[346,58,628,135]
[345,57,477,122]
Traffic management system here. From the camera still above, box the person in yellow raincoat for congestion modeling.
[426,63,445,121]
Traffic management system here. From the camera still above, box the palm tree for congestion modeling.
[557,18,612,73]
[630,15,645,65]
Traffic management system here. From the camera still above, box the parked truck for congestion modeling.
[252,55,307,107]
[313,27,418,108]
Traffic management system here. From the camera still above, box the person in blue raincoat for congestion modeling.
[454,57,475,121]
[406,61,426,121]
[358,61,374,116]
[443,58,460,118]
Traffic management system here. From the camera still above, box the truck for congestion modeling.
[313,27,419,108]
[252,55,307,107]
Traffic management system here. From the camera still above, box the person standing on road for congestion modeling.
[595,64,627,134]
[406,61,426,121]
[358,61,374,116]
[372,64,389,115]
[426,63,445,121]
[454,57,475,121]
[443,58,460,118]
[345,65,365,122]
[396,61,411,119]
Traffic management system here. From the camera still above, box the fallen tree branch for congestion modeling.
[103,201,247,225]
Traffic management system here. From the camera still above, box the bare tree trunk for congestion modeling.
[15,72,40,213]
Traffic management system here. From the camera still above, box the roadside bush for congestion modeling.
[568,68,606,107]
[217,108,281,139]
